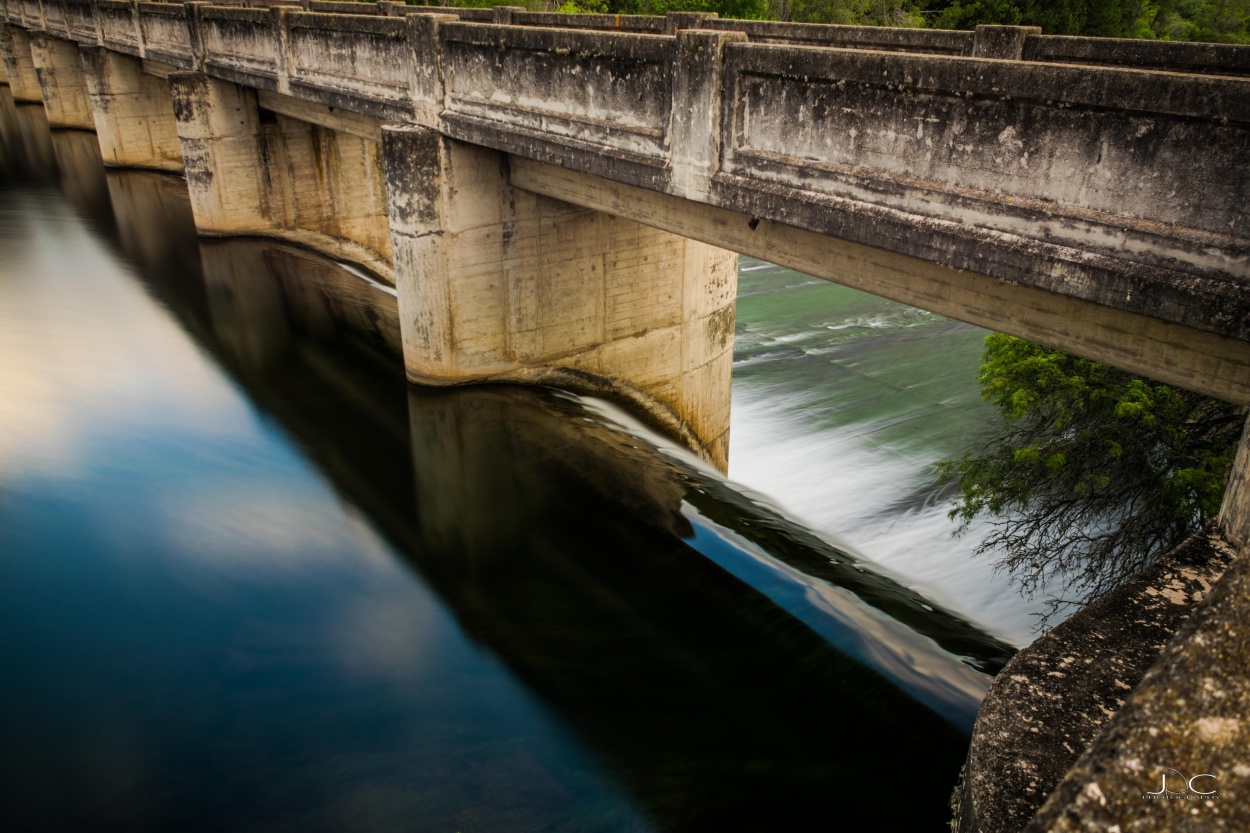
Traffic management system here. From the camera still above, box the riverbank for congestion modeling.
[954,529,1242,832]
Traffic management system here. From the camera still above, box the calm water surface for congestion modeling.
[0,97,1016,831]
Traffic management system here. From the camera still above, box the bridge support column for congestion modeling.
[80,47,183,171]
[383,126,737,470]
[167,72,393,280]
[1220,416,1250,556]
[29,34,93,130]
[0,23,42,103]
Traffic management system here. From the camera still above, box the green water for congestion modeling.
[729,261,1047,644]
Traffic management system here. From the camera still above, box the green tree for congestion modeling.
[928,0,1249,40]
[786,0,927,25]
[937,334,1244,621]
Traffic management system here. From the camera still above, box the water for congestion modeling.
[730,262,1054,645]
[0,96,1019,831]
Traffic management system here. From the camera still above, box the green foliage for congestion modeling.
[785,0,927,25]
[418,0,1250,38]
[937,335,1244,621]
[928,0,1250,41]
[555,0,609,12]
[603,0,770,17]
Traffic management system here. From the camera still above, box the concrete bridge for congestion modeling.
[3,3,1250,830]
[3,0,1250,471]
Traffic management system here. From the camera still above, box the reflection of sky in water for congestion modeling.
[0,189,655,832]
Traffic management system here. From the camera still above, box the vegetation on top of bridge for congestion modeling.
[396,0,1249,43]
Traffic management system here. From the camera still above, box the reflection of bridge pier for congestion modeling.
[50,128,109,221]
[0,90,55,176]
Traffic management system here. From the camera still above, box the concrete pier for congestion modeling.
[29,33,91,129]
[0,23,40,102]
[80,47,183,171]
[168,72,394,282]
[384,127,737,467]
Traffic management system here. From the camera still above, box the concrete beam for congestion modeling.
[256,88,382,143]
[509,157,1250,407]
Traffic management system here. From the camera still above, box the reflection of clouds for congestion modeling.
[156,478,443,685]
[682,508,990,729]
[0,193,254,484]
[158,484,395,574]
[327,591,444,686]
[152,478,449,699]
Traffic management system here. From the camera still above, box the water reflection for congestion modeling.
[0,91,1013,831]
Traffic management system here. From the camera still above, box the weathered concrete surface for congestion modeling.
[713,44,1250,347]
[1024,540,1250,832]
[384,126,737,470]
[510,158,1250,407]
[952,532,1238,833]
[80,46,183,171]
[137,2,198,71]
[1023,32,1250,77]
[1220,417,1250,554]
[7,6,1248,402]
[168,73,393,281]
[29,33,93,129]
[704,16,974,54]
[0,22,41,102]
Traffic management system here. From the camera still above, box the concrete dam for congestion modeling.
[2,2,1249,830]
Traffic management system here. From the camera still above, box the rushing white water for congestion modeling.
[726,260,1064,647]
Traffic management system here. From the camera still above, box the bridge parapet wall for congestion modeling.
[63,0,102,46]
[97,0,142,57]
[138,2,195,69]
[42,0,70,39]
[286,11,419,120]
[509,11,665,35]
[714,43,1250,344]
[309,1,383,15]
[20,0,41,29]
[16,3,1250,79]
[1023,32,1250,77]
[705,17,974,55]
[198,5,280,89]
[439,22,675,189]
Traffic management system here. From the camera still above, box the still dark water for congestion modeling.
[0,96,1013,831]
